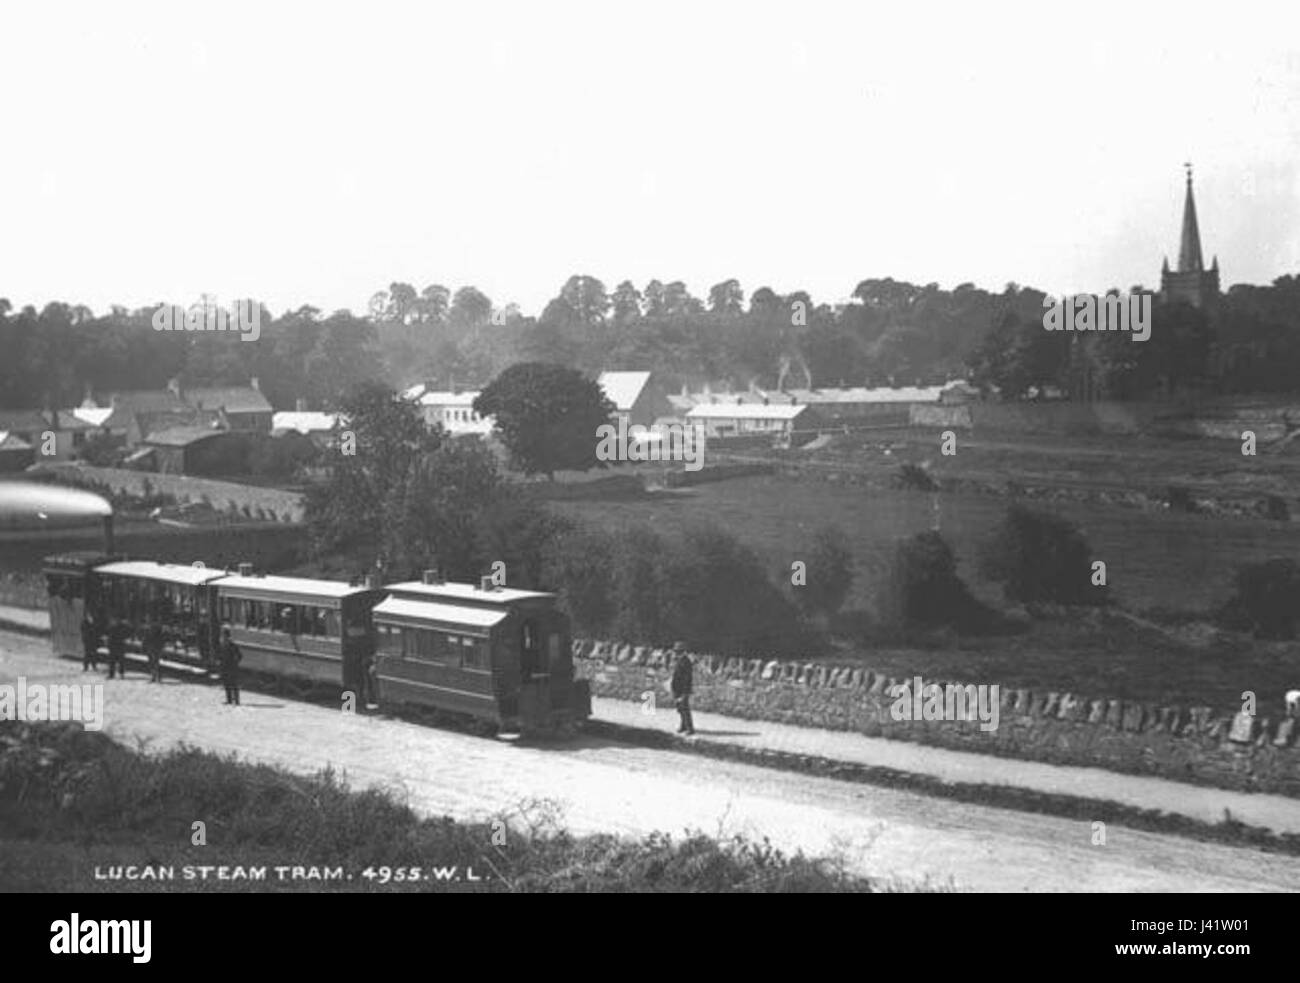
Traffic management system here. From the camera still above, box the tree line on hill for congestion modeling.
[5,271,1300,412]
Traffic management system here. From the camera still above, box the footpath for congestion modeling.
[4,603,1298,841]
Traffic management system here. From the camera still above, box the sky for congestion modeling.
[2,0,1298,318]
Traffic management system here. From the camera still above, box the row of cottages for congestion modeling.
[671,380,979,428]
[0,378,278,474]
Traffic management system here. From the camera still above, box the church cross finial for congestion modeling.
[1184,161,1193,184]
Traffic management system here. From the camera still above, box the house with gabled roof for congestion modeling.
[597,371,672,428]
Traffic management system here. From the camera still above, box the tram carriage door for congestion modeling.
[521,619,543,681]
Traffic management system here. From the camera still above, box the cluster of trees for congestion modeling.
[5,272,1300,413]
[967,276,1300,400]
[0,298,385,413]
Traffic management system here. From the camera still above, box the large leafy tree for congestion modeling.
[304,383,441,560]
[708,278,744,315]
[473,363,614,478]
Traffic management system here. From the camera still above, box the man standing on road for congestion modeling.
[106,618,130,680]
[670,644,695,736]
[218,627,243,705]
[80,613,100,672]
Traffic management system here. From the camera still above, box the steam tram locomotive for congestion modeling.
[42,554,591,735]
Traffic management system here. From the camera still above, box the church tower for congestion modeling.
[1160,163,1219,308]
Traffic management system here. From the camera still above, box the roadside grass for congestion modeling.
[0,722,917,893]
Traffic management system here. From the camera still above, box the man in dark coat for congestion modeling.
[144,619,165,683]
[669,645,695,735]
[106,618,130,679]
[80,613,100,672]
[218,627,243,705]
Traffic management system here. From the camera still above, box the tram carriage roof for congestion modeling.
[213,573,378,605]
[94,560,229,586]
[384,581,556,605]
[372,596,510,631]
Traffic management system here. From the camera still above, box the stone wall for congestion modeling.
[573,639,1300,797]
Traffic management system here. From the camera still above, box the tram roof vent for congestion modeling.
[422,569,442,585]
[237,562,253,577]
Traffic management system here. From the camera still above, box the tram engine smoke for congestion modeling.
[0,481,114,548]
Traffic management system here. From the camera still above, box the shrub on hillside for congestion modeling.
[892,463,938,492]
[792,524,855,622]
[981,505,1106,606]
[1166,485,1196,513]
[1216,557,1300,640]
[877,531,996,633]
[542,526,618,636]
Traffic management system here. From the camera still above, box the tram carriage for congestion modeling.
[95,560,228,668]
[374,572,591,732]
[213,568,381,699]
[44,552,115,658]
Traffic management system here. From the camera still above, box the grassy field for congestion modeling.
[548,470,1300,714]
[0,722,901,893]
[548,473,1300,614]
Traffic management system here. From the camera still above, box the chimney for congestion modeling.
[237,562,253,577]
[422,568,442,585]
[167,378,182,401]
[81,384,95,408]
[295,398,307,413]
[250,376,260,392]
[363,573,375,588]
[478,575,496,592]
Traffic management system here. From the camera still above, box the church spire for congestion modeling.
[1177,162,1205,273]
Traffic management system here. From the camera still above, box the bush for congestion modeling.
[981,505,1106,606]
[877,531,996,633]
[1216,558,1300,639]
[792,525,855,622]
[1166,485,1196,513]
[892,463,938,492]
[1265,495,1290,522]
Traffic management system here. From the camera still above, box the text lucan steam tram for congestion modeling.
[42,554,591,735]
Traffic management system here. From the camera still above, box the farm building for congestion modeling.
[0,432,36,472]
[272,410,344,449]
[598,371,673,428]
[185,378,274,432]
[685,402,822,446]
[0,409,52,447]
[142,427,253,476]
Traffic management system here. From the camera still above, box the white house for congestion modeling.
[418,390,494,437]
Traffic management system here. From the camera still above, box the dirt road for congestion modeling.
[3,629,1298,892]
